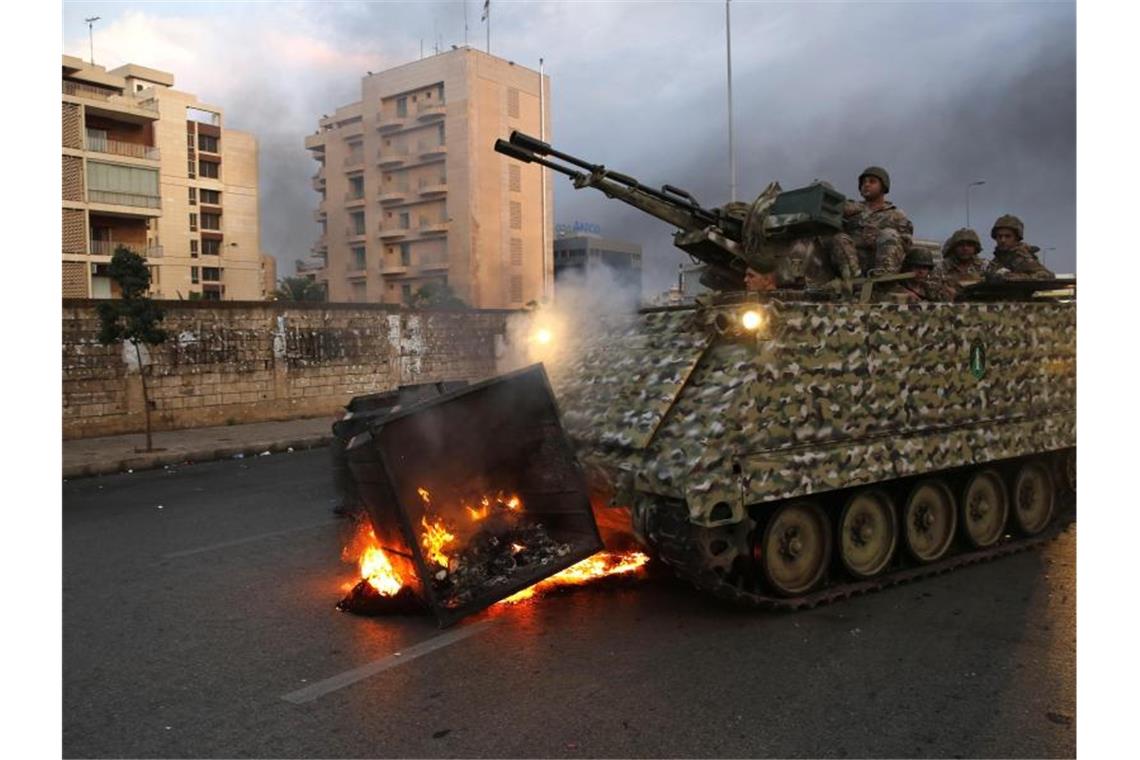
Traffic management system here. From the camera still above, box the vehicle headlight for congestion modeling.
[741,309,764,331]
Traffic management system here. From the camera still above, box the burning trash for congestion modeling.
[341,365,606,626]
[337,514,650,615]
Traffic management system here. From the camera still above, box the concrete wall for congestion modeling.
[62,299,513,439]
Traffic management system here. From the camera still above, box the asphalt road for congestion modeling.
[62,448,1076,758]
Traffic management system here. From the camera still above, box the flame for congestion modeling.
[465,502,489,521]
[499,550,650,604]
[420,515,455,567]
[341,521,406,596]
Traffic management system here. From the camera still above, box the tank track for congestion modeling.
[652,492,1076,611]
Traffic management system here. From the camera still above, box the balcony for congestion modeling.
[344,191,366,207]
[85,131,160,161]
[304,132,326,151]
[343,154,365,169]
[377,149,409,168]
[87,189,162,211]
[88,240,163,258]
[417,101,446,121]
[311,166,326,190]
[378,226,409,240]
[345,227,368,241]
[311,237,328,254]
[380,263,409,275]
[379,185,410,205]
[417,140,447,160]
[341,120,364,139]
[63,81,159,116]
[376,112,405,133]
[419,258,449,271]
[418,176,447,196]
[417,219,449,236]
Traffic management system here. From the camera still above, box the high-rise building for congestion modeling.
[303,47,553,308]
[62,55,263,300]
[553,232,643,304]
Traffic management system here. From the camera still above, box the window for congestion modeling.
[189,213,198,232]
[352,246,366,270]
[510,275,523,303]
[202,239,221,256]
[396,96,407,117]
[509,164,521,192]
[352,281,367,302]
[187,159,196,178]
[187,132,195,149]
[202,267,221,282]
[201,213,221,231]
[190,239,199,258]
[510,238,523,266]
[202,287,222,301]
[197,134,219,153]
[349,175,364,199]
[191,266,199,284]
[350,211,365,235]
[438,123,445,144]
[188,187,197,205]
[87,161,159,198]
[401,283,412,301]
[200,189,220,205]
[400,243,411,266]
[508,88,520,118]
[198,160,219,179]
[398,212,410,229]
[510,201,522,229]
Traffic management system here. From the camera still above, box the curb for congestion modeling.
[62,434,334,480]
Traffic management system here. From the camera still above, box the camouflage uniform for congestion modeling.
[987,214,1055,280]
[941,228,988,299]
[829,166,913,278]
[878,247,953,303]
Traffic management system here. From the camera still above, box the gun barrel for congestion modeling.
[493,139,583,181]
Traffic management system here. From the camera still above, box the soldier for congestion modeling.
[987,214,1054,279]
[941,227,987,299]
[829,166,914,282]
[880,247,952,303]
[743,266,778,293]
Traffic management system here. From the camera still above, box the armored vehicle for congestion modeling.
[498,132,1076,606]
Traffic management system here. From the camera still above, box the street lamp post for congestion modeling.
[966,180,986,227]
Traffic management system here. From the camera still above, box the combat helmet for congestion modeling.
[990,214,1024,241]
[904,247,935,269]
[943,228,982,258]
[858,166,891,193]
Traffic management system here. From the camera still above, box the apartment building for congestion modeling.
[62,55,262,300]
[304,47,553,308]
[553,232,643,304]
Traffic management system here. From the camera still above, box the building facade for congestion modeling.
[304,47,553,308]
[553,233,643,304]
[62,55,263,300]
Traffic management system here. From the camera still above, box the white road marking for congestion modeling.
[280,620,496,704]
[162,518,341,559]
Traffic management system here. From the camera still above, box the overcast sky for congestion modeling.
[61,0,1076,292]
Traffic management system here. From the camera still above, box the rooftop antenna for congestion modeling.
[85,16,101,65]
[464,0,469,46]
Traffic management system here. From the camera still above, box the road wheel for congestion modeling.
[1011,461,1055,536]
[960,469,1008,548]
[758,501,831,597]
[838,489,898,579]
[902,479,957,563]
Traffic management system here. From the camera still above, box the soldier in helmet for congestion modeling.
[881,247,952,303]
[829,166,914,284]
[941,227,987,299]
[987,214,1054,279]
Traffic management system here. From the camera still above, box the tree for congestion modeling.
[274,276,326,302]
[96,246,168,452]
[408,281,467,309]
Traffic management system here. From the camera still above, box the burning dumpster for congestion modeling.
[344,364,604,626]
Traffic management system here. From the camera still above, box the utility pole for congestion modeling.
[85,16,101,65]
[966,180,985,227]
[726,0,736,202]
[539,57,548,301]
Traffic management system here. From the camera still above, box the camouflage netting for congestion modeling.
[547,300,1075,527]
